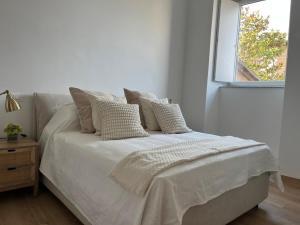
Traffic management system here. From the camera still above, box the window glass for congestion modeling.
[236,0,291,81]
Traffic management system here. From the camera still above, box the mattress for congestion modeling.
[40,130,280,225]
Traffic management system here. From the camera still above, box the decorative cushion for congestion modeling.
[88,95,114,135]
[93,100,149,140]
[123,88,156,128]
[69,87,113,133]
[88,95,127,135]
[151,102,192,134]
[140,97,169,131]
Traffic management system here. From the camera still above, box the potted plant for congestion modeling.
[4,123,22,141]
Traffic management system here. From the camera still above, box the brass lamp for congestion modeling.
[0,90,21,112]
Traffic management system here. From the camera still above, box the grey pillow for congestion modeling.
[69,87,113,133]
[151,102,192,134]
[123,88,156,128]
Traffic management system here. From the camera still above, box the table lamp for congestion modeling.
[0,90,21,112]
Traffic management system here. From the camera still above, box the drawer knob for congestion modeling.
[7,149,16,152]
[7,167,17,171]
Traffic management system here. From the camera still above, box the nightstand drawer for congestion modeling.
[0,139,39,195]
[0,166,34,187]
[0,147,35,167]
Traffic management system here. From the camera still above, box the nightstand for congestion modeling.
[0,139,39,196]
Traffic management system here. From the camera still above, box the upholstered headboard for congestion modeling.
[33,93,73,140]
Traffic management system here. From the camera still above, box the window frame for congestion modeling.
[213,0,287,88]
[229,80,285,88]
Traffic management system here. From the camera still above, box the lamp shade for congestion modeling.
[5,92,21,112]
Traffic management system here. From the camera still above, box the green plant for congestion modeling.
[4,123,22,136]
[238,7,287,81]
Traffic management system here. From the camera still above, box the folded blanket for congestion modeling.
[111,136,266,196]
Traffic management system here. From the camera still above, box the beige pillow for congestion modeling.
[69,87,113,133]
[93,100,149,140]
[140,97,169,131]
[151,102,192,134]
[123,88,156,128]
[88,95,114,135]
[88,95,127,135]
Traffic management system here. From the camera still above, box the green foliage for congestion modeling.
[238,7,287,81]
[4,123,22,136]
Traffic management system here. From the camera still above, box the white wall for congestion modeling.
[166,1,187,104]
[217,0,300,178]
[181,0,217,131]
[279,0,300,179]
[181,0,224,135]
[0,0,186,98]
[1,0,299,179]
[214,0,240,82]
[182,0,299,179]
[0,0,187,137]
[219,88,284,157]
[203,0,225,134]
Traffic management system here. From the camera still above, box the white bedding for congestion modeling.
[111,137,266,196]
[40,128,281,225]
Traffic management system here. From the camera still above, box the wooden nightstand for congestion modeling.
[0,139,39,196]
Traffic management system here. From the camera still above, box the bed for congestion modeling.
[34,93,282,225]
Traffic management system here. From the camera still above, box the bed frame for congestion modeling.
[43,173,269,225]
[34,93,270,225]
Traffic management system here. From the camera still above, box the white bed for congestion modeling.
[35,94,282,225]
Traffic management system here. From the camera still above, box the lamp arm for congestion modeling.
[0,90,9,96]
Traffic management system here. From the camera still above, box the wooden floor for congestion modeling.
[0,176,299,225]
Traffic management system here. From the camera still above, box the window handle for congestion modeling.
[7,149,16,152]
[7,167,17,171]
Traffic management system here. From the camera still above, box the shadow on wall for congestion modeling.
[166,0,187,105]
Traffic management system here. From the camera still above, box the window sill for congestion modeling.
[226,81,285,88]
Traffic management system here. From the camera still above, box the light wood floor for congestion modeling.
[0,176,299,225]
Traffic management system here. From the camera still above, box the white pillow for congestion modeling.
[140,97,168,131]
[93,100,149,140]
[34,93,73,139]
[151,102,192,134]
[39,103,80,150]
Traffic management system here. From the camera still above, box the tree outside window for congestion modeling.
[237,6,289,81]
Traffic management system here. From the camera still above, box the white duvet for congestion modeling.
[39,105,281,225]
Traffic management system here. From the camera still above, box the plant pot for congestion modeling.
[7,134,18,142]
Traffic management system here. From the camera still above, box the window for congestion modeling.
[214,0,291,85]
